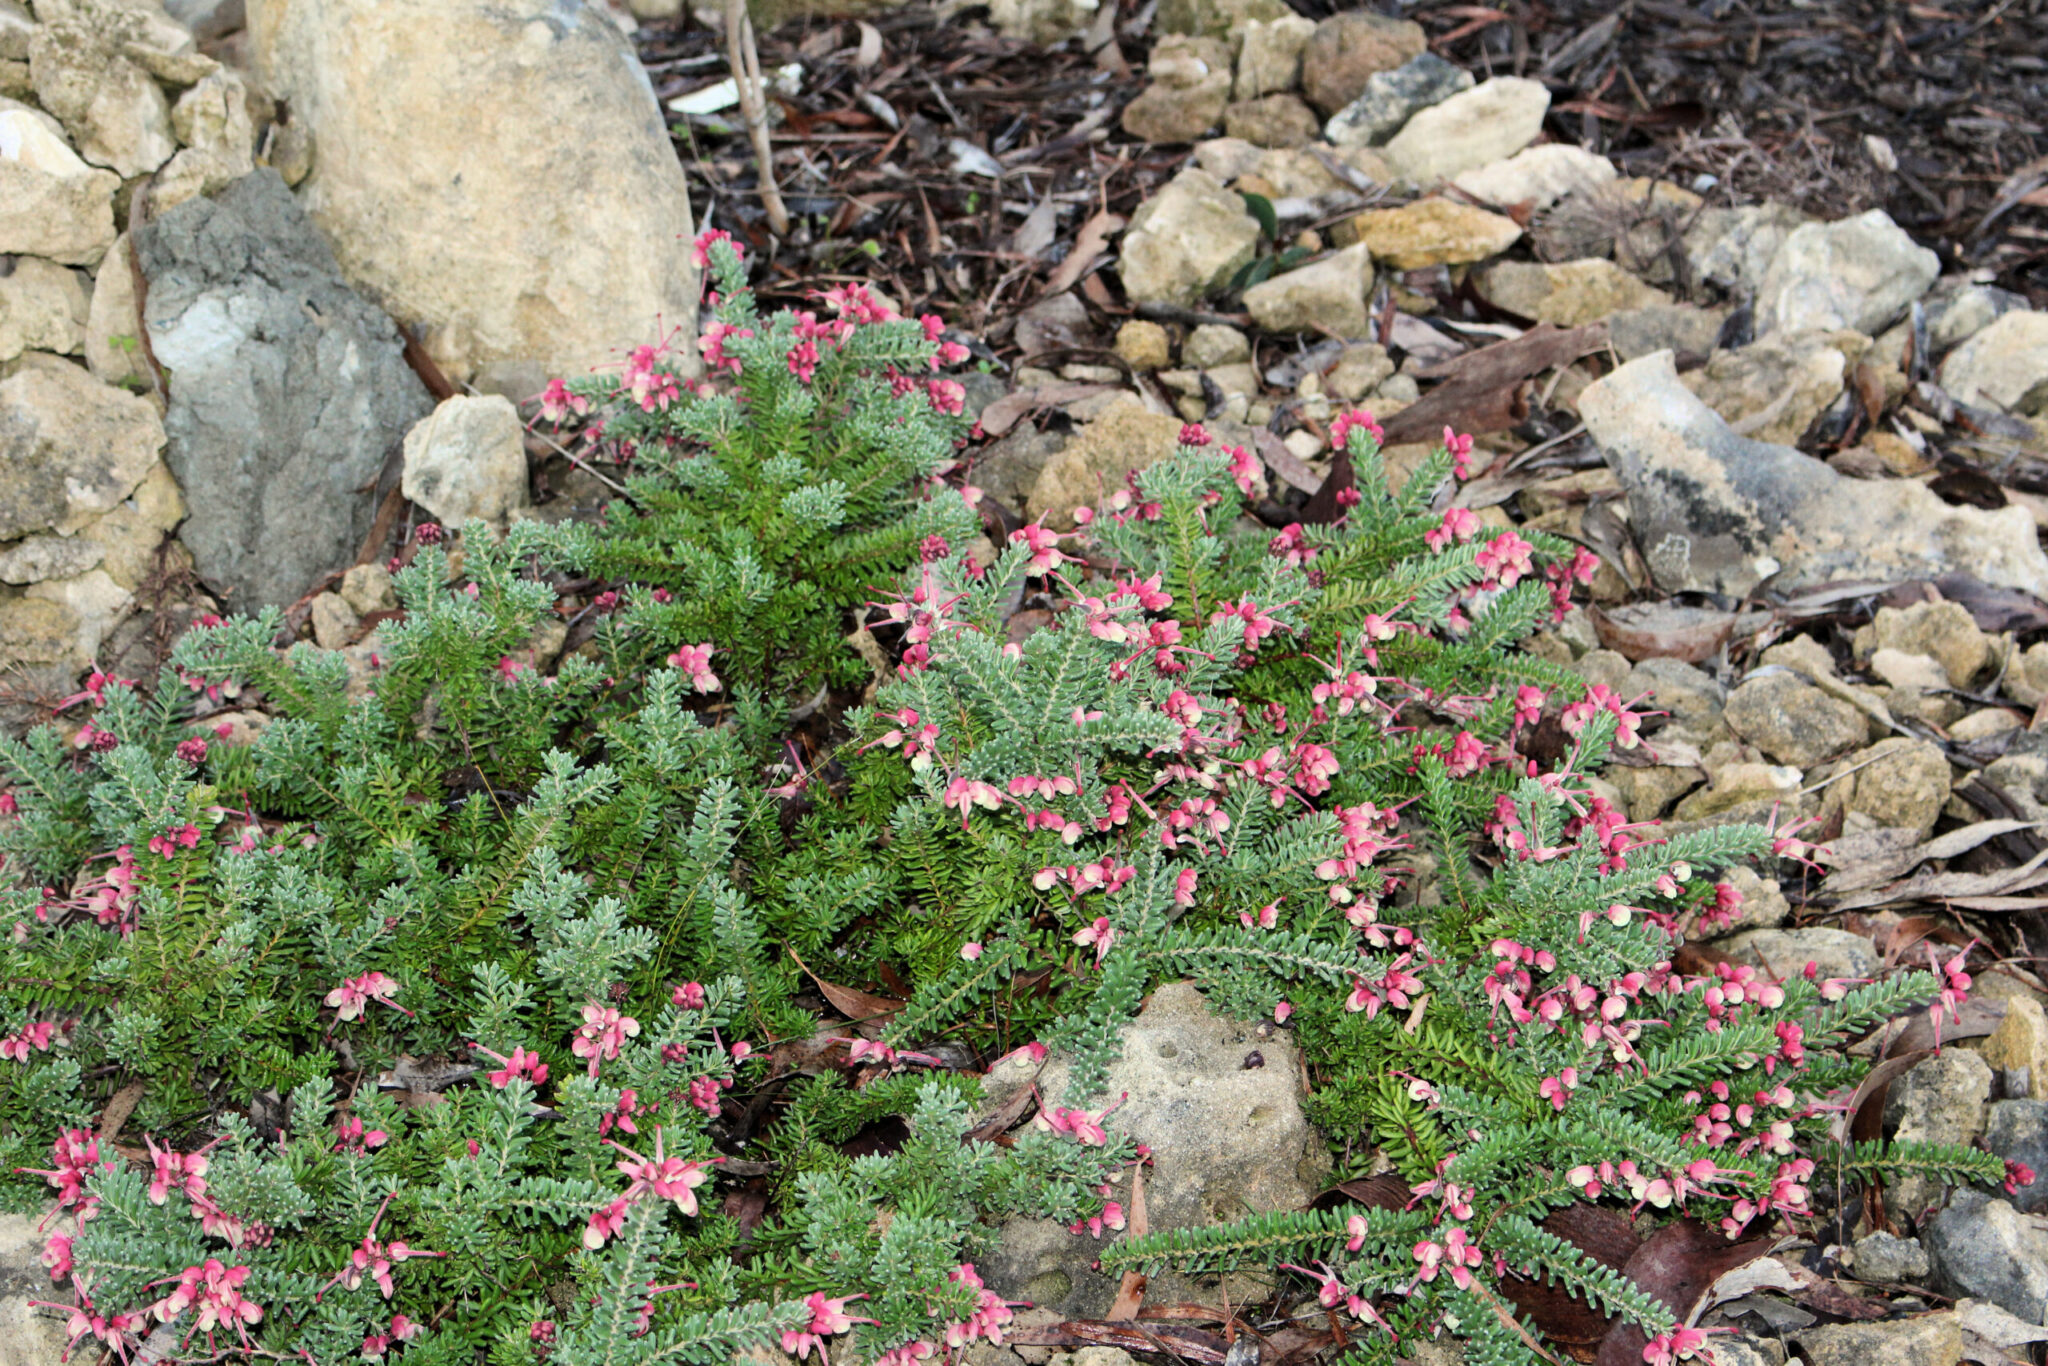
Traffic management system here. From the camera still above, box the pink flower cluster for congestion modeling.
[325,971,405,1023]
[149,1259,264,1350]
[0,1020,57,1062]
[572,1003,640,1077]
[667,643,721,693]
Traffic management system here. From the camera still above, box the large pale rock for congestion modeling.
[0,256,89,360]
[1941,310,2048,416]
[981,983,1328,1317]
[0,1212,71,1366]
[1794,1318,1961,1366]
[1381,77,1548,185]
[136,170,433,608]
[1324,52,1470,148]
[25,565,133,663]
[1580,352,2048,598]
[0,352,162,541]
[1344,198,1521,269]
[1453,143,1615,210]
[986,0,1099,44]
[1222,93,1318,149]
[401,395,531,530]
[1757,210,1939,337]
[1724,671,1869,767]
[0,106,119,265]
[1473,258,1666,327]
[28,14,176,178]
[1299,11,1426,117]
[1028,397,1184,529]
[1234,16,1315,100]
[1242,242,1373,336]
[1823,738,1951,839]
[248,0,701,396]
[1117,167,1261,307]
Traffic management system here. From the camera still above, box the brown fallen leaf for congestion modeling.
[789,946,904,1032]
[1378,323,1610,446]
[1502,1204,1644,1346]
[1040,211,1126,298]
[98,1080,145,1143]
[1817,821,2046,897]
[1592,1221,1774,1366]
[1592,603,1736,664]
[1008,1322,1230,1363]
[979,382,1117,438]
[1829,844,2048,912]
[1108,1159,1150,1321]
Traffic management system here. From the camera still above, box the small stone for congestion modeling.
[1027,397,1185,529]
[1234,16,1315,99]
[152,68,256,211]
[1682,329,1867,447]
[1925,1192,2048,1321]
[1949,708,2021,743]
[1609,303,1729,362]
[0,3,32,61]
[0,1211,75,1366]
[340,562,400,617]
[1322,52,1470,148]
[1299,10,1427,118]
[0,352,163,541]
[1757,209,1940,338]
[1222,93,1319,148]
[1940,310,2048,416]
[1451,143,1616,211]
[1720,927,1880,983]
[1118,168,1262,307]
[1852,1232,1932,1284]
[1156,0,1292,40]
[1626,656,1726,728]
[1114,320,1172,371]
[0,107,119,266]
[1686,201,1810,294]
[1184,323,1251,368]
[1380,77,1549,185]
[309,591,360,650]
[1861,601,1990,689]
[401,395,532,531]
[1325,342,1394,401]
[1344,198,1521,270]
[1122,35,1233,145]
[1239,147,1349,198]
[1671,762,1803,823]
[1827,738,1951,838]
[0,255,88,361]
[1869,649,1950,693]
[29,21,177,178]
[1714,864,1791,933]
[1925,280,2031,352]
[2005,641,2048,708]
[1016,292,1095,357]
[1981,996,2048,1102]
[1986,1102,2048,1213]
[1794,1316,1958,1366]
[1242,242,1373,336]
[1473,258,1668,327]
[1725,672,1870,766]
[987,0,1102,44]
[1192,136,1264,183]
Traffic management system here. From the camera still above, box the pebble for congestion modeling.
[1380,76,1549,184]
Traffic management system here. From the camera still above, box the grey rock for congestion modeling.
[1926,279,2031,352]
[137,170,432,608]
[1852,1231,1932,1283]
[0,352,163,541]
[1381,77,1548,186]
[972,430,1067,514]
[1609,303,1728,362]
[982,983,1328,1319]
[1757,210,1939,337]
[1184,323,1251,368]
[1579,352,2048,599]
[1322,52,1470,149]
[1795,1316,1959,1366]
[1719,927,1879,983]
[1724,671,1869,766]
[1015,291,1096,359]
[1685,201,1809,295]
[1626,656,1726,727]
[1986,1102,2048,1214]
[1888,1050,1995,1225]
[1925,1191,2048,1323]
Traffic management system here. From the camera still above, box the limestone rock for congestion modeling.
[1299,10,1426,118]
[1823,738,1950,838]
[1156,0,1291,40]
[982,982,1328,1317]
[401,395,532,531]
[28,16,176,177]
[1720,927,1880,983]
[152,67,256,211]
[1452,143,1615,211]
[986,0,1100,45]
[1234,16,1314,100]
[309,591,358,650]
[1121,33,1232,145]
[1325,342,1393,401]
[25,565,134,664]
[83,458,183,591]
[1794,1317,1959,1366]
[0,1212,72,1366]
[83,229,147,389]
[1670,762,1803,824]
[1222,93,1317,148]
[1344,198,1521,269]
[1685,201,1809,294]
[340,561,400,616]
[1118,167,1261,307]
[1925,279,2030,353]
[248,0,701,395]
[0,352,162,541]
[1580,352,2048,598]
[1925,1192,2048,1320]
[1981,997,2048,1103]
[1609,303,1728,362]
[1184,324,1250,368]
[0,533,101,584]
[1859,601,1990,689]
[0,3,32,61]
[1027,397,1184,528]
[1473,258,1667,327]
[1381,76,1548,185]
[136,169,433,608]
[1886,1048,1992,1226]
[1724,671,1869,766]
[1322,51,1469,148]
[0,256,88,360]
[1114,320,1171,371]
[1682,330,1867,447]
[1852,1231,1931,1284]
[1757,209,1939,337]
[1713,864,1790,933]
[0,106,118,265]
[1192,136,1263,184]
[1242,242,1373,337]
[1940,310,2048,416]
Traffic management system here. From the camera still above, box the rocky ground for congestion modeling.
[5,0,2048,1360]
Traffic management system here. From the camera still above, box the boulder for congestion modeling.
[400,395,532,531]
[0,105,119,265]
[1381,77,1548,185]
[0,255,89,360]
[0,352,162,541]
[1299,11,1426,117]
[247,0,701,395]
[1121,36,1232,145]
[1344,197,1521,269]
[980,983,1328,1317]
[1757,209,1939,337]
[1452,143,1615,211]
[136,170,433,608]
[1323,52,1470,148]
[1940,310,2048,416]
[1117,167,1261,307]
[1222,93,1318,148]
[1580,352,2048,598]
[1242,242,1372,336]
[1234,16,1315,100]
[1472,258,1667,327]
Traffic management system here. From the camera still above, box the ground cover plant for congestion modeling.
[0,235,2017,1366]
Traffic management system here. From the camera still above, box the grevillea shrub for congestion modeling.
[0,235,2018,1366]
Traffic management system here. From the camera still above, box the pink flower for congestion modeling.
[147,822,201,858]
[1442,426,1476,479]
[484,1044,549,1089]
[672,981,707,1010]
[610,1128,711,1217]
[572,1003,640,1077]
[333,1116,389,1154]
[1009,523,1073,576]
[537,378,590,423]
[1073,916,1116,964]
[1172,868,1199,908]
[1330,410,1383,451]
[1513,685,1546,728]
[324,972,406,1023]
[1475,532,1535,588]
[1227,444,1263,497]
[787,339,820,383]
[667,643,721,693]
[174,738,209,766]
[150,1259,265,1347]
[602,1089,641,1137]
[960,941,984,961]
[145,1136,209,1206]
[693,229,742,270]
[927,378,966,416]
[584,1197,631,1249]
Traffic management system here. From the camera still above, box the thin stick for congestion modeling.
[724,0,789,238]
